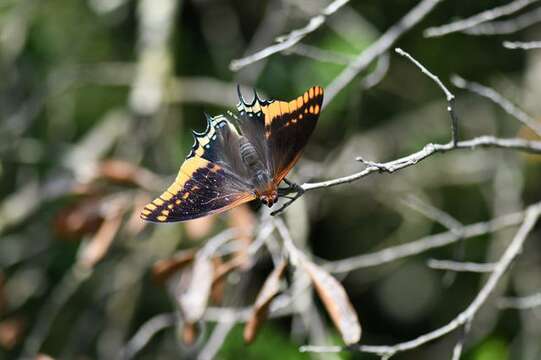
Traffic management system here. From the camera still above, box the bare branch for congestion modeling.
[302,205,541,356]
[285,44,355,65]
[503,40,541,49]
[361,52,390,90]
[395,48,459,144]
[324,205,530,273]
[301,137,541,193]
[424,0,540,38]
[402,195,463,234]
[22,266,93,357]
[427,259,497,273]
[463,7,541,35]
[451,75,541,137]
[325,0,443,105]
[229,0,350,71]
[198,320,236,360]
[451,319,472,360]
[498,292,541,309]
[120,313,176,359]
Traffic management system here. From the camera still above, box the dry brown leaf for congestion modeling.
[178,252,213,323]
[36,354,55,360]
[185,215,216,241]
[0,317,25,350]
[152,249,196,285]
[210,256,245,305]
[244,260,287,344]
[302,259,361,345]
[78,211,123,269]
[54,198,104,240]
[210,257,225,305]
[518,124,541,162]
[125,192,151,236]
[181,322,198,345]
[227,204,256,269]
[0,272,5,315]
[96,159,159,190]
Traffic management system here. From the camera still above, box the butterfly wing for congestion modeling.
[141,115,256,223]
[236,86,323,184]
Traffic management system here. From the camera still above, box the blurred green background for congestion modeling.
[1,0,541,359]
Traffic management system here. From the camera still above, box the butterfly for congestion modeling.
[140,86,324,222]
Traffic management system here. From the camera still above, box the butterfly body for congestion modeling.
[141,86,324,222]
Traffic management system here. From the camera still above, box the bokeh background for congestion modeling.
[1,0,541,359]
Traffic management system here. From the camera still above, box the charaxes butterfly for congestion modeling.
[140,86,324,222]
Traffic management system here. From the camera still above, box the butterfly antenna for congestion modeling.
[253,88,262,103]
[226,110,239,120]
[237,84,247,106]
[201,112,214,133]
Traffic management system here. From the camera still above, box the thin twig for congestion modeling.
[361,52,390,90]
[427,259,497,273]
[402,195,464,234]
[498,292,541,309]
[463,7,541,35]
[395,48,459,144]
[120,313,177,359]
[503,40,541,49]
[285,44,355,65]
[424,0,540,38]
[325,0,443,105]
[229,0,350,71]
[198,319,236,360]
[451,74,541,137]
[324,205,532,273]
[301,205,541,355]
[451,319,472,360]
[301,137,541,193]
[21,265,93,357]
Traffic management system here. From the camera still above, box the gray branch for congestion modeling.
[229,0,350,71]
[301,205,541,356]
[498,292,541,309]
[325,0,443,105]
[427,259,497,273]
[395,47,458,144]
[424,0,540,38]
[324,205,530,273]
[503,40,541,49]
[451,74,541,137]
[463,7,541,35]
[301,137,541,193]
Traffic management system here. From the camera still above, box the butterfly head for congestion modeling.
[259,190,278,208]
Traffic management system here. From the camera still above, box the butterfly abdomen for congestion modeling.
[238,136,272,191]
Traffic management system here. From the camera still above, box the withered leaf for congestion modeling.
[0,317,25,350]
[181,322,198,345]
[96,159,159,190]
[178,252,213,323]
[78,211,123,269]
[125,192,151,236]
[54,198,104,239]
[185,215,216,241]
[0,272,5,315]
[302,259,361,345]
[244,260,287,344]
[227,204,256,269]
[152,249,196,285]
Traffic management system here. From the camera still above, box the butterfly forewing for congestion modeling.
[142,86,323,222]
[141,115,255,222]
[237,86,323,184]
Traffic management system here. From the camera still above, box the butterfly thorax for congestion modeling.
[238,136,277,207]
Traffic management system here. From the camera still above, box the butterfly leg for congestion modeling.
[273,179,305,216]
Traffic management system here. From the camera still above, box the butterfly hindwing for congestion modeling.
[237,86,323,184]
[141,115,255,222]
